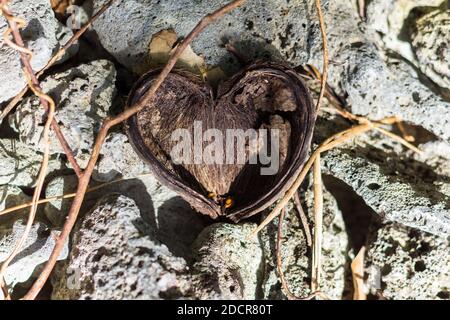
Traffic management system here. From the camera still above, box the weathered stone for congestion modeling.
[93,132,149,182]
[0,138,62,187]
[0,0,75,104]
[51,194,196,299]
[191,223,263,299]
[411,9,450,90]
[365,222,450,300]
[9,60,117,168]
[260,188,349,299]
[365,0,445,63]
[0,219,68,290]
[321,140,450,238]
[50,177,212,300]
[0,185,30,215]
[90,0,327,74]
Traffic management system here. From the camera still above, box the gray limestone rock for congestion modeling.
[365,222,450,300]
[411,9,450,90]
[0,0,75,104]
[191,223,263,299]
[9,60,117,168]
[0,219,68,291]
[260,188,349,300]
[51,194,196,300]
[93,132,149,182]
[0,138,62,187]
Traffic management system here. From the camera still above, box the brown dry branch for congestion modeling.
[0,0,116,137]
[0,0,82,176]
[313,0,329,114]
[0,72,56,298]
[273,0,329,299]
[21,0,246,300]
[358,0,366,20]
[0,1,117,176]
[311,154,323,292]
[276,207,329,300]
[0,172,154,217]
[293,191,312,247]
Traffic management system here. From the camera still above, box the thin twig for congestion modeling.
[0,71,55,298]
[293,191,312,247]
[22,0,246,300]
[373,126,420,153]
[0,0,116,123]
[0,0,82,177]
[314,0,328,113]
[276,207,329,300]
[396,121,415,142]
[0,173,153,217]
[250,122,374,237]
[311,154,323,292]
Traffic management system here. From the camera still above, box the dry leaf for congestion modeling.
[148,29,206,75]
[351,246,367,300]
[148,29,178,66]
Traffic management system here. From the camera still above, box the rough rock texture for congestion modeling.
[365,222,450,300]
[321,140,450,238]
[9,60,117,168]
[0,138,62,187]
[0,185,29,215]
[93,132,149,182]
[44,175,79,228]
[411,9,450,90]
[1,0,449,301]
[90,0,325,74]
[365,0,445,63]
[91,0,450,142]
[341,43,450,141]
[0,219,68,289]
[0,0,74,104]
[52,194,196,300]
[260,188,349,299]
[191,223,263,299]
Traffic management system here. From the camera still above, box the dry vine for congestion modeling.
[19,0,246,301]
[0,0,423,301]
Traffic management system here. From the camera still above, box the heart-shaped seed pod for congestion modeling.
[126,62,316,222]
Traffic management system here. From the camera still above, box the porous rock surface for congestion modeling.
[0,138,62,187]
[1,0,449,300]
[365,222,450,300]
[0,0,74,104]
[260,188,349,300]
[0,219,68,289]
[322,143,450,238]
[9,60,117,168]
[51,194,196,299]
[191,223,263,299]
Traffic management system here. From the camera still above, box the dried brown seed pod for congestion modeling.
[126,62,316,222]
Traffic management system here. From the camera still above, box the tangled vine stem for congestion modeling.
[0,72,56,299]
[0,0,117,125]
[0,0,81,177]
[0,0,58,297]
[276,207,330,300]
[21,0,246,300]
